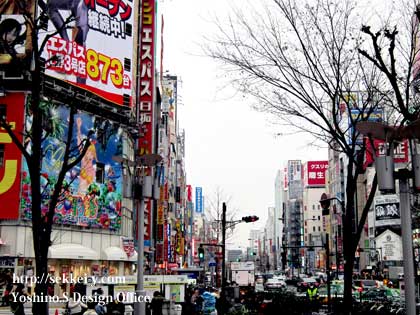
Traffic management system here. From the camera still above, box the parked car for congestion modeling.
[353,279,379,291]
[265,278,287,290]
[296,277,319,292]
[359,287,401,303]
[285,275,301,286]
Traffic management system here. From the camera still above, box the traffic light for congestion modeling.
[198,245,204,262]
[242,215,259,223]
[320,193,331,215]
[250,251,256,256]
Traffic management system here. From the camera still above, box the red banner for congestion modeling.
[187,185,192,202]
[0,93,24,219]
[365,138,409,167]
[306,161,328,186]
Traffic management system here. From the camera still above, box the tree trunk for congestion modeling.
[342,165,357,314]
[33,239,49,315]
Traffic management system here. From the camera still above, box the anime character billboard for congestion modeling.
[21,103,123,230]
[0,1,35,77]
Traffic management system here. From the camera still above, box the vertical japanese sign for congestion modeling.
[38,0,134,107]
[187,185,192,202]
[0,93,24,219]
[195,187,203,213]
[138,0,156,244]
[156,185,165,264]
[306,161,328,186]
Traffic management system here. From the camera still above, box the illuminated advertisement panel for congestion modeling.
[0,93,25,219]
[0,1,35,76]
[21,104,123,230]
[37,0,134,107]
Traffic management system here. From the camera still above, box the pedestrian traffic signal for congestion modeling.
[250,251,256,256]
[242,215,259,223]
[198,246,204,262]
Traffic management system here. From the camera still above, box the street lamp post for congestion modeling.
[356,120,420,315]
[114,154,162,315]
[319,194,345,279]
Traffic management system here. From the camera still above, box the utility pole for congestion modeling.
[222,202,226,290]
[335,230,339,279]
[325,233,331,314]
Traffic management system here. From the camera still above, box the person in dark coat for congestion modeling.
[8,284,26,315]
[150,291,164,315]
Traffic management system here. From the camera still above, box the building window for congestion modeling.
[96,162,105,183]
[318,226,321,232]
[313,226,316,232]
[318,216,320,220]
[317,205,320,210]
[0,144,4,167]
[312,205,315,210]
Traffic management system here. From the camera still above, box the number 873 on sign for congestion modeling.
[86,49,128,89]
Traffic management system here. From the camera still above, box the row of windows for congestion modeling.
[305,226,322,233]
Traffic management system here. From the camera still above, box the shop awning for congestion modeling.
[48,244,100,260]
[102,247,129,261]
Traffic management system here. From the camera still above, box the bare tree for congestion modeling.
[359,1,420,124]
[205,186,238,242]
[202,0,396,311]
[0,2,93,315]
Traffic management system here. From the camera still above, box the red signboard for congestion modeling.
[0,93,24,219]
[138,0,155,156]
[306,161,328,186]
[365,138,409,167]
[138,0,155,243]
[187,185,192,202]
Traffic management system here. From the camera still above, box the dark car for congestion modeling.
[353,279,378,291]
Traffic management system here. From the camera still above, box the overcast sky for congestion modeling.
[158,0,392,248]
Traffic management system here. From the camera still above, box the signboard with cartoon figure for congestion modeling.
[21,103,123,230]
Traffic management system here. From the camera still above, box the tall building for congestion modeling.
[274,170,286,270]
[302,161,327,273]
[284,160,304,272]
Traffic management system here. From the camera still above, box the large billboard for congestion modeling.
[0,1,35,78]
[38,0,134,107]
[21,104,123,230]
[305,161,328,186]
[0,93,25,219]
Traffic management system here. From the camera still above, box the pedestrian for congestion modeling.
[306,283,319,314]
[150,291,164,315]
[8,284,26,315]
[201,287,216,315]
[83,299,99,315]
[67,285,87,315]
[107,293,125,315]
[94,288,107,315]
[190,288,202,314]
